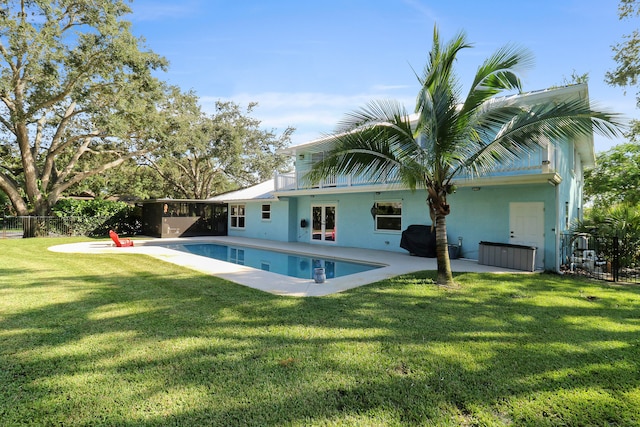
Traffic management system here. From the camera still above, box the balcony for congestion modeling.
[274,150,557,193]
[274,170,397,192]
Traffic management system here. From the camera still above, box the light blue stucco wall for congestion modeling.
[226,131,587,272]
[288,184,558,270]
[226,199,291,242]
[286,197,299,241]
[552,137,585,235]
[447,184,557,269]
[225,179,577,271]
[294,191,418,252]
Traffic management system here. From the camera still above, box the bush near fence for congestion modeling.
[2,200,142,238]
[1,213,142,239]
[52,199,141,234]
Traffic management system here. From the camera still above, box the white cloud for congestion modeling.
[206,92,373,110]
[401,0,438,21]
[200,90,416,145]
[371,84,412,92]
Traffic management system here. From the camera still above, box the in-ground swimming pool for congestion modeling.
[165,243,382,280]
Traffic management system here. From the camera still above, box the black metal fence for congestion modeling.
[1,216,110,238]
[560,232,639,283]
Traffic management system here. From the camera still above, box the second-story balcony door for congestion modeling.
[311,204,336,243]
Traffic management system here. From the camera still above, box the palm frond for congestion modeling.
[304,100,425,189]
[414,25,482,180]
[418,26,470,95]
[501,98,624,143]
[461,44,534,115]
[334,99,410,134]
[455,97,626,177]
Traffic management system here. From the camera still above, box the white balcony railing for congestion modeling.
[274,170,392,191]
[275,151,557,192]
[275,172,297,191]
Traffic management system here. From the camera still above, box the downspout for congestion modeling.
[555,181,561,273]
[544,140,562,273]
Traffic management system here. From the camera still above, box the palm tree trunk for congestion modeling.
[435,213,455,286]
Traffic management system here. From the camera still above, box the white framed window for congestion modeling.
[311,151,324,164]
[373,201,402,231]
[261,204,271,221]
[230,204,245,229]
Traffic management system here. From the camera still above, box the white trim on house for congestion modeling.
[272,172,562,198]
[208,179,278,203]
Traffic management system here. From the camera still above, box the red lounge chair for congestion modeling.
[109,230,134,247]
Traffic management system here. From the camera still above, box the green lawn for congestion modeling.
[1,237,639,426]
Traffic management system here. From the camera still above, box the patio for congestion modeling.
[49,236,528,297]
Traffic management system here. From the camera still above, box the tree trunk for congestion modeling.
[22,216,44,238]
[435,213,455,286]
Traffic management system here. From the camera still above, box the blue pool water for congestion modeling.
[166,243,382,280]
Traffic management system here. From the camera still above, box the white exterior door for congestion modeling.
[509,202,545,269]
[311,204,337,243]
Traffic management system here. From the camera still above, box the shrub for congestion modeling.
[575,203,640,268]
[51,199,142,236]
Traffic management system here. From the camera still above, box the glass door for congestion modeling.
[311,205,336,242]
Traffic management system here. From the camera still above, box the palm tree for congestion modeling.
[305,26,624,287]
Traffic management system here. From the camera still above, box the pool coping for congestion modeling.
[49,236,528,297]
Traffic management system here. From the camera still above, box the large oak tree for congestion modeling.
[142,90,294,199]
[0,0,167,216]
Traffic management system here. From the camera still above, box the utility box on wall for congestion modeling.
[478,241,536,272]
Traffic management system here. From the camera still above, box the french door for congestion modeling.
[311,204,336,242]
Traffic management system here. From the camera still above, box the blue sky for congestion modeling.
[127,0,635,152]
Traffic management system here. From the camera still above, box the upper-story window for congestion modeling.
[230,204,245,229]
[261,204,271,221]
[373,201,402,231]
[311,152,324,164]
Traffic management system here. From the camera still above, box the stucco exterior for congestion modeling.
[210,84,594,272]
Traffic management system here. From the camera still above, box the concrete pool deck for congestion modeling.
[49,236,529,297]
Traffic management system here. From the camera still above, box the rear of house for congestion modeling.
[211,84,594,272]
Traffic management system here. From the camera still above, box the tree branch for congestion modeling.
[55,136,92,183]
[33,114,48,158]
[49,155,132,204]
[0,171,28,215]
[144,156,190,198]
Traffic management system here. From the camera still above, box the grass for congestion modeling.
[1,237,639,426]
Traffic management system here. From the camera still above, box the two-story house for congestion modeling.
[209,84,594,272]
